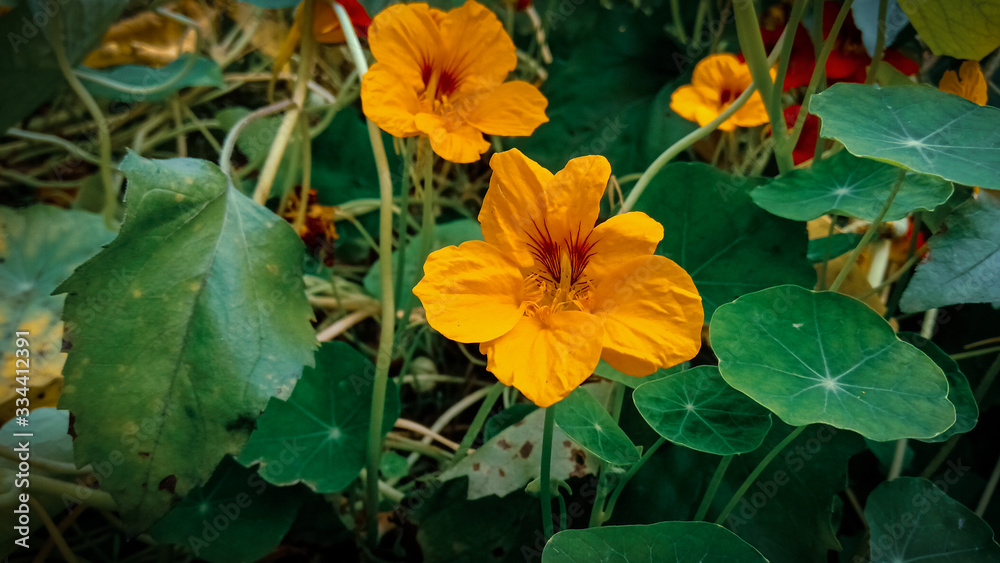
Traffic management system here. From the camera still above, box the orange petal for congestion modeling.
[543,154,611,246]
[670,84,716,126]
[480,310,603,407]
[362,64,422,137]
[413,240,526,343]
[368,3,441,89]
[437,0,517,95]
[465,81,549,137]
[730,92,771,128]
[591,256,703,376]
[414,113,490,163]
[587,212,664,281]
[480,149,555,268]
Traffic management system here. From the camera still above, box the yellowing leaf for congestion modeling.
[901,0,1000,60]
[82,0,213,69]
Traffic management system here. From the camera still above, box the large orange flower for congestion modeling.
[413,149,704,406]
[361,1,548,163]
[670,54,771,131]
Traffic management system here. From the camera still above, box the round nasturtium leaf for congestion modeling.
[711,286,956,441]
[542,522,768,563]
[554,386,639,465]
[865,477,1000,562]
[751,150,952,222]
[811,84,1000,191]
[633,366,771,455]
[897,333,978,443]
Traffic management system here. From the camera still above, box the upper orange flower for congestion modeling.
[313,0,371,43]
[940,60,988,106]
[361,1,548,163]
[670,54,771,131]
[413,149,704,407]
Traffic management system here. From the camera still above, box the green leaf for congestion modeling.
[901,194,1000,311]
[554,386,639,465]
[82,57,225,102]
[807,233,864,262]
[542,522,768,563]
[751,151,953,222]
[865,477,1000,562]
[237,342,400,492]
[149,457,306,563]
[365,219,483,299]
[897,333,978,442]
[711,286,955,441]
[0,0,127,133]
[633,163,815,320]
[900,0,1000,60]
[811,84,1000,190]
[633,366,772,455]
[56,153,316,532]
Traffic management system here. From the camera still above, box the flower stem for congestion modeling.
[599,437,667,525]
[332,0,398,548]
[865,0,889,85]
[400,138,437,324]
[715,426,806,525]
[774,0,809,98]
[732,0,793,173]
[446,381,505,469]
[693,454,733,521]
[541,403,556,539]
[828,169,905,293]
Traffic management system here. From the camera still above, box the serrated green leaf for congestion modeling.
[807,233,864,262]
[542,522,768,563]
[633,366,771,455]
[901,194,1000,311]
[898,333,978,442]
[866,477,1000,562]
[811,84,1000,190]
[237,342,400,492]
[554,386,639,465]
[711,286,955,441]
[149,457,305,563]
[81,57,225,102]
[751,151,953,222]
[900,0,1000,60]
[56,153,316,532]
[632,163,815,320]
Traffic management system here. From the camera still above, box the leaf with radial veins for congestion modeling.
[237,342,401,492]
[55,153,317,533]
[543,522,768,563]
[554,386,639,465]
[810,84,1000,190]
[897,333,978,443]
[751,150,952,222]
[633,366,771,455]
[633,163,814,320]
[710,286,955,441]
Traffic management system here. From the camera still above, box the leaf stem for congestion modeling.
[715,426,807,525]
[694,454,734,521]
[829,169,905,293]
[541,403,556,538]
[599,437,667,525]
[219,100,293,177]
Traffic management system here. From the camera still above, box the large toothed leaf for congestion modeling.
[710,286,955,441]
[56,153,316,532]
[899,0,1000,60]
[751,151,952,222]
[633,163,814,320]
[237,342,400,492]
[543,522,768,563]
[811,84,1000,190]
[901,194,1000,311]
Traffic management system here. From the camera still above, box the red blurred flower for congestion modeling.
[783,104,819,164]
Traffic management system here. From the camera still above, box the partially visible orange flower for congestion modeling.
[671,54,771,131]
[413,149,703,407]
[940,60,988,106]
[313,0,371,43]
[361,1,548,163]
[282,189,338,266]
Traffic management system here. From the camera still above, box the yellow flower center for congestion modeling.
[523,220,597,314]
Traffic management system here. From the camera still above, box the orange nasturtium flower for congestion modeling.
[670,54,771,132]
[413,150,704,407]
[939,60,988,106]
[361,1,548,163]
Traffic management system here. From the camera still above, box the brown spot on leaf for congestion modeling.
[569,448,588,478]
[67,413,77,440]
[497,439,512,450]
[158,475,177,493]
[563,440,571,448]
[519,442,534,458]
[513,419,526,427]
[473,463,480,471]
[498,468,506,477]
[138,452,150,459]
[61,339,72,352]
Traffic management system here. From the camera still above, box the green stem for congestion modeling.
[219,100,293,177]
[694,454,733,521]
[333,1,397,548]
[887,438,908,480]
[950,345,1000,361]
[829,169,905,293]
[788,0,855,152]
[394,141,413,307]
[865,0,889,85]
[540,404,556,539]
[669,0,688,43]
[446,382,505,469]
[732,0,793,173]
[973,353,1000,404]
[400,139,437,323]
[715,426,807,524]
[774,0,809,98]
[599,437,667,525]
